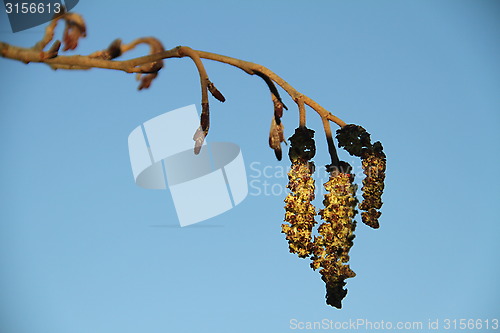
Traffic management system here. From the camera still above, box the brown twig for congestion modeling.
[0,17,348,130]
[322,117,340,169]
[32,11,65,51]
[297,96,306,128]
[178,46,210,133]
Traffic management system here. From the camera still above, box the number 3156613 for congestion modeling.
[5,2,62,14]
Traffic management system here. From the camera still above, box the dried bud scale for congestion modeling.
[106,39,122,60]
[269,118,285,161]
[311,162,357,309]
[62,13,86,51]
[192,126,206,155]
[207,81,226,102]
[282,128,317,258]
[44,40,61,59]
[201,102,210,134]
[137,72,158,91]
[272,94,284,124]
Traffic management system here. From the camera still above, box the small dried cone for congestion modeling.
[282,128,317,258]
[311,162,357,309]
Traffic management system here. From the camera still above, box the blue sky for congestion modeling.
[1,0,499,332]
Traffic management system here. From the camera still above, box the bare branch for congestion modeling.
[0,15,347,130]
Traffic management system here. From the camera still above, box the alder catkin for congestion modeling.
[282,128,317,258]
[336,125,386,229]
[311,162,357,308]
[359,145,386,228]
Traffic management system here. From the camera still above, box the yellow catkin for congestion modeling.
[335,124,386,229]
[282,127,317,259]
[359,151,386,229]
[311,167,357,308]
[282,160,316,258]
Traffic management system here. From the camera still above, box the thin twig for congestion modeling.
[253,70,288,110]
[178,46,210,135]
[178,46,209,110]
[297,96,306,128]
[195,50,347,128]
[32,12,64,51]
[322,117,340,168]
[1,27,348,128]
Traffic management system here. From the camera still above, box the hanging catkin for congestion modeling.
[311,162,357,308]
[282,127,317,258]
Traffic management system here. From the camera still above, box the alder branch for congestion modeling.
[0,13,387,309]
[0,11,347,158]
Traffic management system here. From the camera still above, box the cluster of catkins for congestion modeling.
[281,124,386,309]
